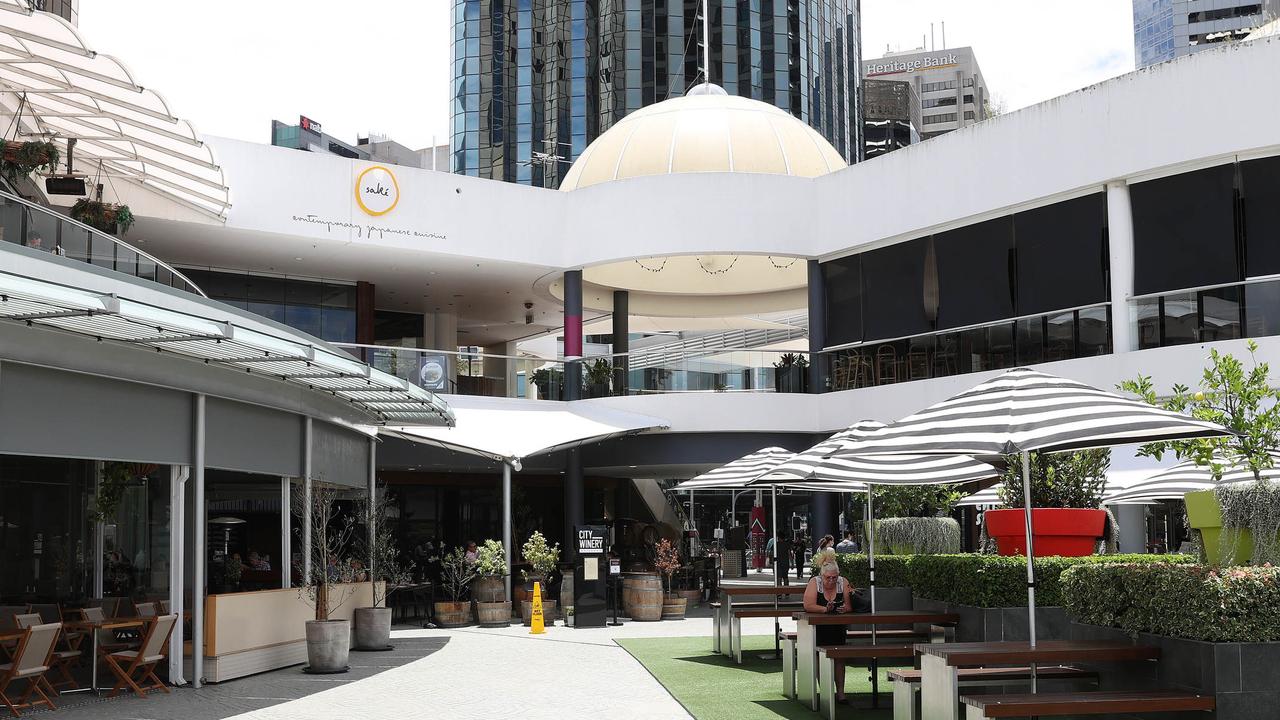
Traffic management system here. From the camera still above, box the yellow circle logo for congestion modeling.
[355,165,400,216]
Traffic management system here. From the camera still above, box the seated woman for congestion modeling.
[803,551,853,702]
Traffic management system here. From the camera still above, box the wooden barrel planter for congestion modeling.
[433,601,472,628]
[473,576,505,603]
[678,589,701,606]
[520,599,557,625]
[476,601,511,627]
[662,595,688,620]
[623,573,663,622]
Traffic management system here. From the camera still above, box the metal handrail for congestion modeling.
[0,188,206,297]
[334,342,813,364]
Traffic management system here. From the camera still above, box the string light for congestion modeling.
[634,257,669,273]
[767,256,799,270]
[697,255,739,275]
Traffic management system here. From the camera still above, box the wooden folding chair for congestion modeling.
[133,602,157,618]
[103,614,176,699]
[0,622,60,717]
[12,615,79,692]
[79,607,134,654]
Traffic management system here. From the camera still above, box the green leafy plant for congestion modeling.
[654,538,682,594]
[1119,341,1280,480]
[869,517,961,555]
[773,352,806,369]
[434,546,478,602]
[356,485,415,607]
[1215,482,1280,566]
[1,140,59,181]
[585,358,612,385]
[1063,562,1280,642]
[520,531,560,581]
[69,198,135,235]
[862,484,963,518]
[998,449,1110,509]
[91,461,136,523]
[473,539,508,577]
[292,481,361,620]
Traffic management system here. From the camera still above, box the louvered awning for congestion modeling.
[0,269,453,426]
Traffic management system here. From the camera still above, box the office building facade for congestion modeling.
[1134,0,1278,67]
[450,0,863,188]
[862,46,987,140]
[271,116,449,169]
[861,78,919,158]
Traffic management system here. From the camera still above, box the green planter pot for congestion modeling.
[1185,490,1254,567]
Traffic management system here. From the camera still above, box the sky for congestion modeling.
[77,1,1135,150]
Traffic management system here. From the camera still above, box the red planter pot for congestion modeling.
[983,508,1107,557]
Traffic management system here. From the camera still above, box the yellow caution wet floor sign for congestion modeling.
[530,581,545,634]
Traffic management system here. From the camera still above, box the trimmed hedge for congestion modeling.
[1062,563,1280,642]
[825,553,1192,608]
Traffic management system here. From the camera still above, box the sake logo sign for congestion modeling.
[354,165,400,216]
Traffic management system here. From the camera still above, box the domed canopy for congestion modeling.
[559,88,847,191]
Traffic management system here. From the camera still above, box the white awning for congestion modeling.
[0,266,451,426]
[385,396,670,466]
[0,1,229,218]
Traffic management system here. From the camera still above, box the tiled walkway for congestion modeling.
[34,610,791,720]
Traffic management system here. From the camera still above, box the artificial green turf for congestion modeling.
[617,634,895,720]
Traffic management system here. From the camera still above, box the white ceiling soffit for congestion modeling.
[0,1,229,219]
[0,270,452,426]
[580,314,801,335]
[385,395,670,467]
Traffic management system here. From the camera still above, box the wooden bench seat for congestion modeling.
[781,629,924,642]
[961,690,1215,718]
[888,667,1100,720]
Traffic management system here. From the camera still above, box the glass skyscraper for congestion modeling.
[451,0,862,188]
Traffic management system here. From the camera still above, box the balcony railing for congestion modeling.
[0,189,205,297]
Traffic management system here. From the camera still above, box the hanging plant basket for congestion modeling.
[69,198,134,235]
[1,140,60,182]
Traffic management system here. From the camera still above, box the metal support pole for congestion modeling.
[281,477,291,589]
[701,0,711,84]
[1021,450,1038,692]
[92,460,104,599]
[303,418,313,583]
[368,438,377,586]
[772,486,781,657]
[169,466,188,684]
[502,461,513,602]
[193,394,206,689]
[867,486,877,635]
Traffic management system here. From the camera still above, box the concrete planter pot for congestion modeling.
[352,607,393,651]
[1186,489,1254,566]
[304,620,350,674]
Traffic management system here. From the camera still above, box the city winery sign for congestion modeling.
[864,52,959,77]
[355,165,400,216]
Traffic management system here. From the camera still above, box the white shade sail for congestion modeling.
[834,367,1232,459]
[385,396,669,466]
[1105,451,1280,504]
[0,1,229,218]
[675,446,795,490]
[754,420,998,488]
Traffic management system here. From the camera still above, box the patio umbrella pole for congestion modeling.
[1021,449,1038,692]
[867,486,876,639]
[773,486,780,659]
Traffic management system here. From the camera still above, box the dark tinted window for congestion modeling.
[935,217,1014,329]
[1014,193,1108,315]
[862,237,934,340]
[1242,155,1280,277]
[822,255,862,346]
[1131,163,1238,295]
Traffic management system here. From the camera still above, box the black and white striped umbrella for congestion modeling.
[836,367,1230,459]
[754,420,998,487]
[828,367,1232,656]
[675,446,795,489]
[1106,451,1280,504]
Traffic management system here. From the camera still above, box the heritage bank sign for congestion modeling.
[864,52,959,77]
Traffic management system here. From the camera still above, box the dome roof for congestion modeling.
[559,87,847,191]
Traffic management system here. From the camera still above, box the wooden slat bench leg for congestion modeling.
[819,653,837,720]
[921,653,961,720]
[782,635,796,699]
[893,679,919,720]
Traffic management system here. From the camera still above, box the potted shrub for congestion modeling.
[1,140,59,182]
[772,353,809,394]
[69,197,134,235]
[352,486,414,651]
[1121,342,1280,566]
[432,546,477,627]
[472,539,511,627]
[584,358,612,398]
[520,531,560,625]
[292,481,360,674]
[654,538,687,620]
[984,449,1110,557]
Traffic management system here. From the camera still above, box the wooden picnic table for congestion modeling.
[914,640,1160,720]
[713,585,807,658]
[793,610,960,710]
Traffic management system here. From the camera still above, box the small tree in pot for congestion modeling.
[352,486,414,651]
[985,448,1112,557]
[432,547,477,627]
[472,540,510,626]
[292,481,359,674]
[654,538,687,620]
[520,531,560,625]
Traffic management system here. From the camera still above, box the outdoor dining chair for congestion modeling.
[102,614,176,699]
[79,607,135,654]
[0,622,61,717]
[11,616,78,691]
[134,602,157,618]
